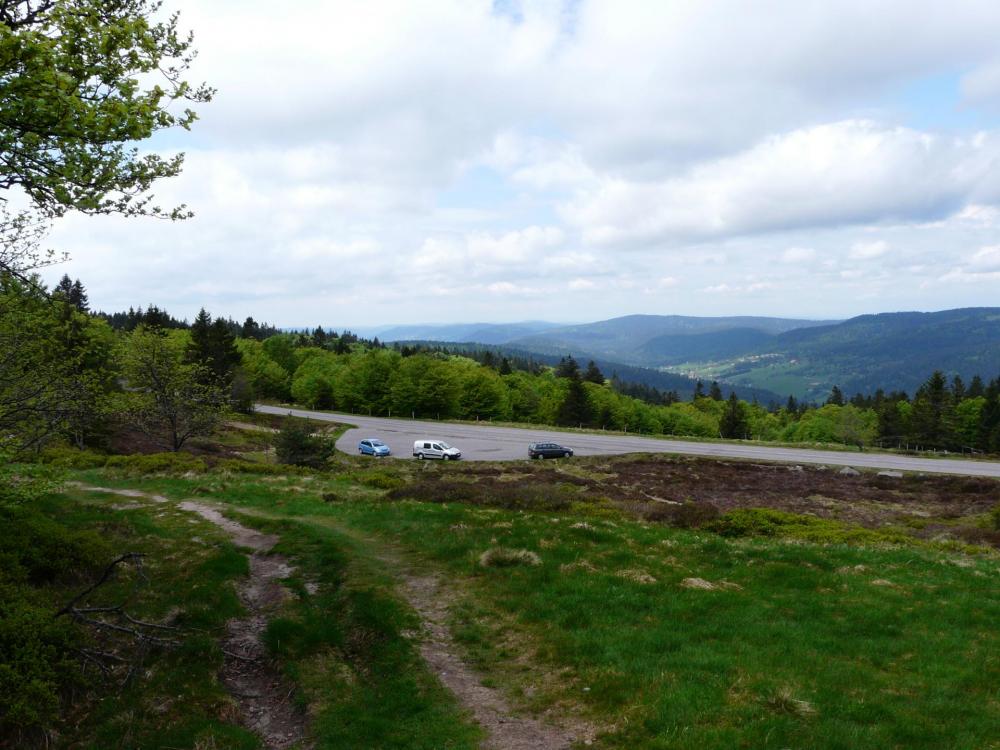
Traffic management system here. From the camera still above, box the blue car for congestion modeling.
[358,438,391,457]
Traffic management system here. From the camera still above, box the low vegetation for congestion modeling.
[4,438,998,748]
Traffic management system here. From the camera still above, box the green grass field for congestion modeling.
[6,451,1000,748]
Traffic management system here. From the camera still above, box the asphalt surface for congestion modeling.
[255,404,1000,478]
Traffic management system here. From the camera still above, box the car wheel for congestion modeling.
[564,451,570,458]
[417,453,424,460]
[443,454,450,461]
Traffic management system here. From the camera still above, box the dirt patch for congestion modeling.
[178,501,310,750]
[416,455,1000,545]
[397,569,593,750]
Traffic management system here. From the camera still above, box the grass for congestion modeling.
[10,453,1000,749]
[2,485,257,749]
[230,512,483,749]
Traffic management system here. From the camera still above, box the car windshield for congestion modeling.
[439,442,451,449]
[370,440,384,446]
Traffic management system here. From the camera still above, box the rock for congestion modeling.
[789,465,804,472]
[838,466,861,476]
[681,577,716,590]
[877,470,903,478]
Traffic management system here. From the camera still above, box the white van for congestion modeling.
[412,439,462,460]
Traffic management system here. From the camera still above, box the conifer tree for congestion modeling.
[826,385,845,406]
[909,371,955,449]
[708,381,723,401]
[719,391,749,439]
[968,375,985,399]
[555,356,580,379]
[68,279,89,312]
[693,380,705,400]
[557,372,592,426]
[583,360,605,384]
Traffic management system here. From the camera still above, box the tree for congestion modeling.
[692,380,705,400]
[968,375,985,399]
[0,1,212,228]
[951,375,966,402]
[119,326,226,451]
[583,360,605,384]
[556,374,592,427]
[555,356,580,379]
[909,371,955,449]
[241,316,262,340]
[274,417,334,468]
[719,392,749,439]
[0,273,74,449]
[826,386,845,406]
[708,381,723,401]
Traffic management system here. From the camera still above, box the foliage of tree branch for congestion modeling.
[0,0,213,226]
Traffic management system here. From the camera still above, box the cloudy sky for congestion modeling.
[44,0,1000,327]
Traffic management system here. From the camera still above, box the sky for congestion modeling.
[42,0,1000,328]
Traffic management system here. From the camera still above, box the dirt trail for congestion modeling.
[178,501,309,750]
[233,507,594,749]
[397,567,591,750]
[82,483,587,749]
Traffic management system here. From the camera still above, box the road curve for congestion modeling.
[255,404,1000,478]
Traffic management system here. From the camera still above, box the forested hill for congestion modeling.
[506,314,837,364]
[763,308,1000,397]
[400,341,783,405]
[480,308,1000,402]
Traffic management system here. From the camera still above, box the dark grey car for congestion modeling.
[528,442,574,459]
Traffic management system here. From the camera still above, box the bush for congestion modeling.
[707,508,810,538]
[0,506,110,739]
[0,590,84,740]
[0,507,111,584]
[351,471,405,491]
[706,507,915,546]
[478,547,542,568]
[38,446,108,469]
[386,478,577,511]
[105,452,208,475]
[274,418,335,468]
[990,503,1000,531]
[642,501,720,528]
[214,458,301,475]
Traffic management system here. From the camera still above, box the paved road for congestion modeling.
[255,404,1000,478]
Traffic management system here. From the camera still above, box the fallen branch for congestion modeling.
[55,551,182,679]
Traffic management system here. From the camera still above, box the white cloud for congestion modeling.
[782,247,817,263]
[849,240,890,260]
[37,1,1000,324]
[563,121,1000,246]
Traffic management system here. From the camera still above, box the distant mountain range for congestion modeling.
[359,321,565,345]
[359,309,1000,401]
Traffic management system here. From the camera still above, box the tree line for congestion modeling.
[3,276,1000,456]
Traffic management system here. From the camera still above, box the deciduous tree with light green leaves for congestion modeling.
[0,0,212,217]
[119,326,227,451]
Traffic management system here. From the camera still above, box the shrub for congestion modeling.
[214,458,299,475]
[0,507,111,584]
[642,501,720,528]
[38,446,108,469]
[0,590,84,740]
[706,507,915,546]
[707,508,798,538]
[105,452,207,475]
[478,547,541,568]
[990,503,1000,531]
[274,418,335,468]
[386,479,577,511]
[352,471,405,491]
